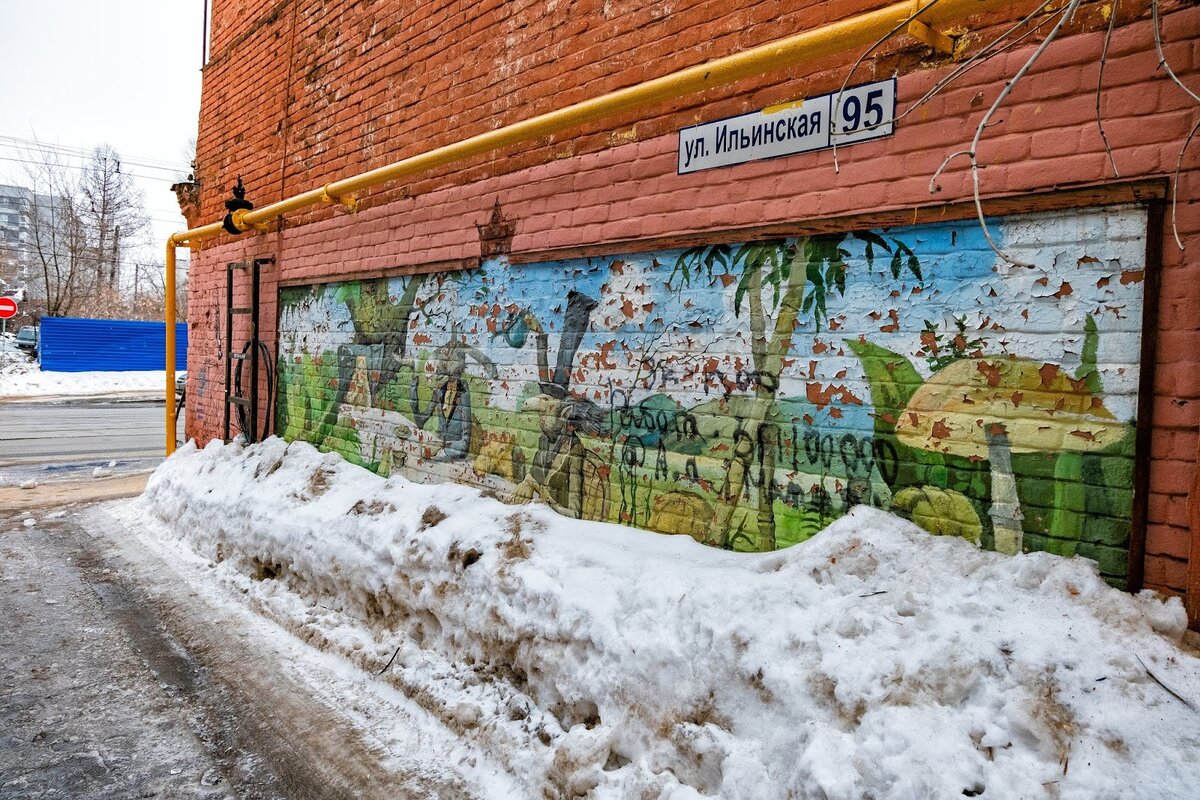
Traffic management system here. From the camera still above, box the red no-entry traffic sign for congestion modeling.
[0,297,17,320]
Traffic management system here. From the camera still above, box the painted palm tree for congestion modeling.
[670,230,920,550]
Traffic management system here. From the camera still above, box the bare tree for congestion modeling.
[20,153,86,317]
[113,259,188,321]
[77,144,148,293]
[13,142,151,318]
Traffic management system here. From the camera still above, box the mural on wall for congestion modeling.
[276,204,1148,586]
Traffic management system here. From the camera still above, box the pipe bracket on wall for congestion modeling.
[907,20,955,54]
[320,187,358,213]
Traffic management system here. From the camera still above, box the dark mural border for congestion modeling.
[271,178,1167,589]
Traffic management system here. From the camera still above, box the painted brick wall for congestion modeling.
[273,203,1150,586]
[194,0,1128,227]
[187,2,1200,617]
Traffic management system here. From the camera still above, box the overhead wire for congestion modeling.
[0,156,184,184]
[0,135,189,173]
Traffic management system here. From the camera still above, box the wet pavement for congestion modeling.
[0,401,178,475]
[0,513,261,798]
[0,500,480,800]
[0,396,484,800]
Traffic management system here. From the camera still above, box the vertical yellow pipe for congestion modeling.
[165,238,177,456]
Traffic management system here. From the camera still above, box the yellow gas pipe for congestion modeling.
[166,239,175,449]
[165,0,1013,455]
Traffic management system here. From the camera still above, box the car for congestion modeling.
[14,326,37,355]
[173,372,187,428]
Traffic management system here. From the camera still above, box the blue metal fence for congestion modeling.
[39,317,188,372]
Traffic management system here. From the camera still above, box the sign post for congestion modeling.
[0,296,17,336]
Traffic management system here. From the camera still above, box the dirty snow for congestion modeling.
[0,358,182,399]
[78,499,524,798]
[92,461,119,479]
[137,438,1200,799]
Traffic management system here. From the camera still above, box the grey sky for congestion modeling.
[0,0,203,256]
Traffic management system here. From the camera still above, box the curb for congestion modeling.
[0,393,171,405]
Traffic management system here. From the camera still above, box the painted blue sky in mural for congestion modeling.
[280,205,1148,435]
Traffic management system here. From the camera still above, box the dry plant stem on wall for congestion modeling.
[831,0,1094,267]
[1176,118,1200,248]
[929,0,1085,268]
[1153,0,1200,251]
[1152,0,1200,104]
[1096,0,1120,178]
[897,0,1060,127]
[831,0,1065,168]
[831,0,943,173]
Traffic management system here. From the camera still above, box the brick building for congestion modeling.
[180,1,1200,622]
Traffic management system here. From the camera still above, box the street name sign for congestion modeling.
[677,78,896,174]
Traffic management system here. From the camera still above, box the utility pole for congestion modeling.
[112,224,121,291]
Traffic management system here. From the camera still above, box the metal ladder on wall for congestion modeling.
[223,257,273,443]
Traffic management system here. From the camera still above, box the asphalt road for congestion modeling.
[0,500,480,799]
[0,401,182,478]
[0,400,184,489]
[0,514,245,799]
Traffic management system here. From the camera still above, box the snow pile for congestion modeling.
[0,342,27,370]
[0,359,182,398]
[141,438,1200,799]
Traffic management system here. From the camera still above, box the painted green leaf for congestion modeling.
[1076,313,1101,393]
[846,338,939,492]
[846,339,922,430]
[852,231,890,270]
[907,253,922,282]
[334,282,361,306]
[733,267,754,316]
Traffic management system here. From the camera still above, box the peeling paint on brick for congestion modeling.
[272,205,1148,586]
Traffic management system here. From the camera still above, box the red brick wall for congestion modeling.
[195,0,1127,225]
[188,1,1200,616]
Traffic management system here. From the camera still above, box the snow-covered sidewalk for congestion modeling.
[0,357,180,400]
[130,437,1200,799]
